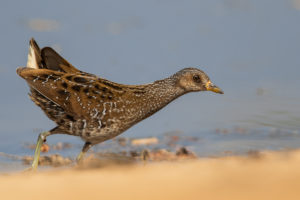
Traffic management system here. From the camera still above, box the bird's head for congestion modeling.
[173,68,223,94]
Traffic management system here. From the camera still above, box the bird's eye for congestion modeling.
[193,75,201,83]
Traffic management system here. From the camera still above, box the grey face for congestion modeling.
[175,68,223,94]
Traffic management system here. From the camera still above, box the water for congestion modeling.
[0,0,300,171]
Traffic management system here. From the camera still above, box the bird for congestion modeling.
[17,38,223,170]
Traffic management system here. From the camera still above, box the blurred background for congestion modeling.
[0,0,300,166]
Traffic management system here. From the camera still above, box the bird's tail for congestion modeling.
[26,38,42,69]
[19,38,82,74]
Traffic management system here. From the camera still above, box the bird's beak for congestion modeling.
[206,81,224,94]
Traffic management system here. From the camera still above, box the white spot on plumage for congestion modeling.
[98,120,102,129]
[83,119,87,129]
[54,77,61,82]
[102,103,107,116]
[33,76,40,82]
[91,108,99,118]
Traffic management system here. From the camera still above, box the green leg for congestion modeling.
[31,131,51,170]
[76,142,92,163]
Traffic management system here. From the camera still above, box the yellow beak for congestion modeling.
[206,81,224,94]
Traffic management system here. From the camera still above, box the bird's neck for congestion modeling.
[136,77,185,120]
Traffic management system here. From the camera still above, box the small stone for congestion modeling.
[176,147,197,159]
[41,143,50,153]
[116,137,127,147]
[131,137,159,146]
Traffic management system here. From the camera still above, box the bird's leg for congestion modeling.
[30,127,59,171]
[76,142,93,163]
[31,131,51,170]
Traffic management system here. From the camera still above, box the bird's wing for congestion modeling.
[16,67,123,119]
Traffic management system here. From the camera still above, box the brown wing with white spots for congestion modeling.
[17,68,86,117]
[16,67,120,121]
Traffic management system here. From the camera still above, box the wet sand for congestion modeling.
[1,150,300,200]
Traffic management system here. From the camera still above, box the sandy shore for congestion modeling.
[1,150,300,200]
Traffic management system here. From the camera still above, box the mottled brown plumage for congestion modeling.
[17,38,223,170]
